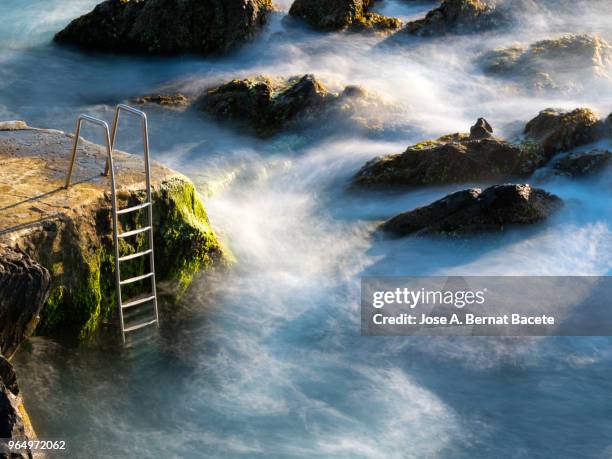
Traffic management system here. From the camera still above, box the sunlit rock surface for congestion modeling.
[479,34,612,92]
[289,0,402,33]
[55,0,273,55]
[524,107,600,157]
[380,184,562,236]
[402,0,497,36]
[0,122,225,339]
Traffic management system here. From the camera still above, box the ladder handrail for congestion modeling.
[105,104,148,175]
[65,115,115,188]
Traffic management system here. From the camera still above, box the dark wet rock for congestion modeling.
[0,246,50,358]
[289,0,402,32]
[380,184,562,236]
[353,119,544,188]
[470,117,493,139]
[134,93,190,107]
[524,108,600,157]
[0,382,32,459]
[403,0,497,37]
[0,357,32,459]
[479,34,612,91]
[553,150,611,177]
[0,356,17,396]
[55,0,273,55]
[198,74,388,137]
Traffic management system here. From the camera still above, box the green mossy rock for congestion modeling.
[198,74,390,137]
[353,118,546,188]
[0,125,226,340]
[524,107,600,157]
[403,0,496,37]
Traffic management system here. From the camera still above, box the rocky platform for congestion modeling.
[0,121,224,340]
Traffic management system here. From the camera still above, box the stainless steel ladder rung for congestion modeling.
[122,295,156,309]
[118,226,151,238]
[119,249,153,262]
[124,318,157,333]
[117,202,151,215]
[64,104,160,344]
[120,272,154,286]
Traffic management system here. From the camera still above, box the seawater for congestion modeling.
[3,0,612,457]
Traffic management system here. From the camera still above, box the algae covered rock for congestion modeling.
[479,34,612,91]
[380,184,562,236]
[403,0,497,37]
[353,118,542,188]
[55,0,273,55]
[524,108,600,156]
[0,124,225,340]
[0,246,50,357]
[199,74,330,137]
[289,0,402,33]
[198,74,389,137]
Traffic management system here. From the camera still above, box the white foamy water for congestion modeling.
[4,0,612,457]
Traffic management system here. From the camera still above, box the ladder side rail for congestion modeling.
[141,112,160,325]
[109,104,160,329]
[65,115,112,188]
[63,115,126,342]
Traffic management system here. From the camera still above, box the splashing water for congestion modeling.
[4,0,612,457]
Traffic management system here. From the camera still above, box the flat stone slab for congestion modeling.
[0,121,223,339]
[0,121,180,240]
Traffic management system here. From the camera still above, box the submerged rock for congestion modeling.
[553,150,611,177]
[134,93,190,107]
[0,246,50,358]
[380,184,562,236]
[402,0,497,37]
[479,34,612,91]
[55,0,273,55]
[198,74,388,137]
[353,118,542,188]
[524,108,600,157]
[289,0,402,32]
[0,123,226,339]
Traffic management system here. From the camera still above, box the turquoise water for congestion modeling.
[4,0,612,457]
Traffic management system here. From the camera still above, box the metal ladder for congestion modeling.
[65,105,159,344]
